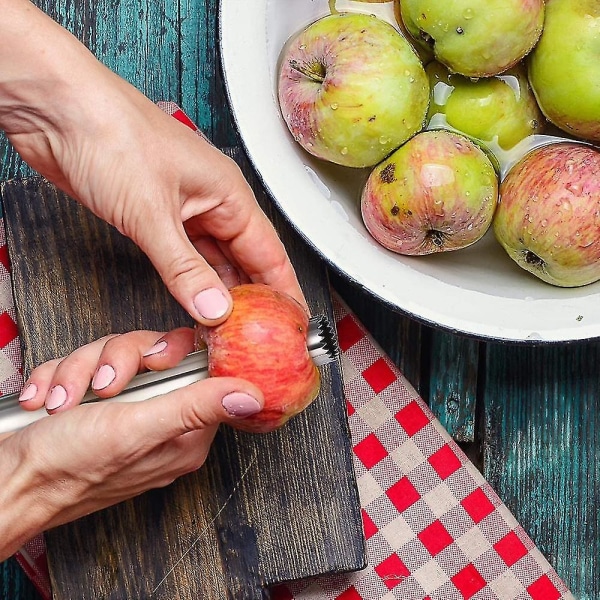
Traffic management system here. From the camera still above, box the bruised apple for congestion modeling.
[493,143,600,287]
[361,129,498,255]
[198,283,321,433]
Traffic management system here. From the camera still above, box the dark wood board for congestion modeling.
[0,147,365,599]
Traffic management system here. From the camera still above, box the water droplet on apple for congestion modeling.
[541,219,548,227]
[379,136,388,144]
[330,103,338,110]
[340,147,348,155]
[463,8,474,19]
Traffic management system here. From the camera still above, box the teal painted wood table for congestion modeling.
[1,0,598,599]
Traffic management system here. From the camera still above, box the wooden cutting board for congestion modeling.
[0,147,365,599]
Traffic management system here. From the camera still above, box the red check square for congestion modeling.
[428,444,462,480]
[0,312,18,348]
[0,245,10,270]
[461,488,495,524]
[361,509,378,540]
[337,314,364,352]
[396,400,430,436]
[387,476,421,512]
[337,587,363,600]
[451,564,486,599]
[362,358,396,394]
[418,520,453,556]
[354,433,388,469]
[494,531,528,567]
[528,575,561,600]
[346,399,355,416]
[375,554,410,590]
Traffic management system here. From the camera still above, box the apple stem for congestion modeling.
[289,59,326,83]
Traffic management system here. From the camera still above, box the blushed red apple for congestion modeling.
[277,12,429,168]
[494,143,600,287]
[361,129,499,255]
[197,283,321,433]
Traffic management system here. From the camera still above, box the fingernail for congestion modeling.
[46,385,67,411]
[193,288,229,320]
[143,340,168,357]
[19,383,37,402]
[92,364,116,391]
[222,392,261,417]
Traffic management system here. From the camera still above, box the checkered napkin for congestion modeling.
[6,104,573,600]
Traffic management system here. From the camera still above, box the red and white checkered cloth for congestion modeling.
[5,104,574,600]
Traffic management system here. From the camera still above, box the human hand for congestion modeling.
[0,0,306,325]
[0,328,264,560]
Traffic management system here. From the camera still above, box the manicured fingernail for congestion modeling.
[46,385,67,411]
[222,392,261,417]
[193,288,229,320]
[92,364,116,391]
[19,383,37,402]
[143,340,168,357]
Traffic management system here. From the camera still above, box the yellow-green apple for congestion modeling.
[400,0,545,77]
[393,0,434,65]
[494,143,600,287]
[528,0,600,142]
[361,129,499,255]
[426,61,544,150]
[197,284,321,433]
[277,12,429,168]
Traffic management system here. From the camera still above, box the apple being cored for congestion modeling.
[197,283,321,433]
[426,61,544,151]
[400,0,544,78]
[528,0,600,143]
[494,143,600,287]
[277,12,429,168]
[361,129,498,255]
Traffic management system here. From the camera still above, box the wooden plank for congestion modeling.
[427,331,479,443]
[0,146,365,598]
[0,557,41,600]
[482,341,600,599]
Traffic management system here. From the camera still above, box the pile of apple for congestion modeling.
[277,0,600,287]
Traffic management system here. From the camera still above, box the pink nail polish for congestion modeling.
[143,340,168,357]
[92,364,116,391]
[222,392,261,417]
[193,288,229,320]
[46,385,67,411]
[19,383,38,402]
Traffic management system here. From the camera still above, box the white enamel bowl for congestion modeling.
[218,0,600,343]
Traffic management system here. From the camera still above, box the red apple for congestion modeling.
[361,129,498,255]
[493,142,600,287]
[197,283,321,433]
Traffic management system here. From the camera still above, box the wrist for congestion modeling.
[0,0,110,139]
[0,435,51,560]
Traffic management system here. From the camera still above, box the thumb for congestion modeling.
[139,377,265,440]
[135,216,233,326]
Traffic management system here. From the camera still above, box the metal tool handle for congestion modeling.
[0,314,338,435]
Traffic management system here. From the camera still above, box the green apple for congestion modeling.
[494,143,600,287]
[400,0,545,77]
[277,12,429,168]
[426,61,544,150]
[361,129,498,255]
[528,0,600,142]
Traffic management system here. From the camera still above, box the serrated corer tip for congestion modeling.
[307,314,339,367]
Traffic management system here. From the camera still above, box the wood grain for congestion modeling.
[0,146,365,599]
[483,341,600,599]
